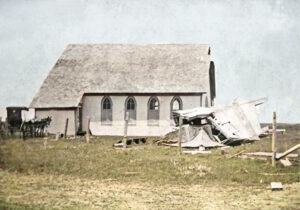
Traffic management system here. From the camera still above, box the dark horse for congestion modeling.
[20,117,52,140]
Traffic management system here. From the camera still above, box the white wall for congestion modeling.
[82,95,201,136]
[32,95,202,136]
[21,108,35,121]
[35,109,76,136]
[0,107,7,122]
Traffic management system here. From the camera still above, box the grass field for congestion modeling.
[0,125,299,209]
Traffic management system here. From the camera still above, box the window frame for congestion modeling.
[147,96,160,125]
[170,96,183,119]
[124,96,137,125]
[101,96,113,125]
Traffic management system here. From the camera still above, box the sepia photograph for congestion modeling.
[0,0,299,209]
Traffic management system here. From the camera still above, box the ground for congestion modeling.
[0,124,299,209]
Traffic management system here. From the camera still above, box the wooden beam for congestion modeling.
[228,150,246,159]
[276,144,300,160]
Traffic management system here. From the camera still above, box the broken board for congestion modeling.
[183,150,212,155]
[280,159,292,167]
[270,182,283,191]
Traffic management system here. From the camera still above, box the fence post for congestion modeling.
[55,132,59,141]
[179,115,183,155]
[272,112,277,167]
[86,118,90,143]
[123,112,129,149]
[64,118,69,139]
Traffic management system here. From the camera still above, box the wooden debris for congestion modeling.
[276,129,286,134]
[259,173,296,176]
[240,152,298,159]
[124,172,140,175]
[275,144,300,160]
[265,128,286,135]
[280,159,292,167]
[183,150,211,155]
[270,182,283,191]
[228,150,245,159]
[199,146,205,151]
[114,138,147,148]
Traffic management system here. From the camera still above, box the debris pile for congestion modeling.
[159,98,269,149]
[114,138,147,148]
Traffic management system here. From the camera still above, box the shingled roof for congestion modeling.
[30,44,212,108]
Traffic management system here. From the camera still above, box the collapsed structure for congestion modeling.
[164,98,268,148]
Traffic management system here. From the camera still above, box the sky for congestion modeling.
[0,0,299,123]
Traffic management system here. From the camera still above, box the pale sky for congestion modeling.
[0,0,299,123]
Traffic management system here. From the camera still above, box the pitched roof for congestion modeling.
[30,44,212,108]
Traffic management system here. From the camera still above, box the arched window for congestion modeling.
[148,96,159,125]
[170,96,183,119]
[125,96,136,124]
[101,96,112,124]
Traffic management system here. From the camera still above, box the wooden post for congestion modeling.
[179,115,183,154]
[20,121,25,140]
[123,112,129,149]
[284,128,288,160]
[272,112,277,167]
[64,118,69,139]
[45,128,48,137]
[86,118,90,143]
[55,132,59,141]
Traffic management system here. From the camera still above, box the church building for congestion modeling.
[30,44,216,136]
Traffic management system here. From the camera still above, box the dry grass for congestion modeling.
[0,125,299,209]
[0,170,299,210]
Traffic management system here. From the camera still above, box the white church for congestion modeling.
[30,44,216,136]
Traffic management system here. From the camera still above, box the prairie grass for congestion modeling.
[0,125,299,209]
